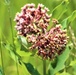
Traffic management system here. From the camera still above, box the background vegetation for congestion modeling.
[0,0,76,75]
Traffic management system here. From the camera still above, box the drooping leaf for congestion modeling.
[52,0,69,20]
[61,10,76,29]
[68,10,76,23]
[24,63,40,75]
[1,42,20,62]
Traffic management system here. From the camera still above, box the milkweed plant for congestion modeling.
[14,3,68,75]
[1,0,76,75]
[14,3,68,60]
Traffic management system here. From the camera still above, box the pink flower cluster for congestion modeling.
[14,3,67,60]
[30,25,67,59]
[14,3,51,36]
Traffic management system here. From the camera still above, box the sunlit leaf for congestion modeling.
[19,36,28,46]
[70,60,76,66]
[18,36,30,50]
[16,50,32,57]
[18,61,31,75]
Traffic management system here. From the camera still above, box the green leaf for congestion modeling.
[14,37,21,51]
[1,42,20,62]
[57,71,71,75]
[49,44,72,75]
[54,46,70,72]
[18,36,28,46]
[18,36,30,50]
[70,60,76,66]
[61,18,68,29]
[0,67,3,75]
[68,10,76,23]
[16,50,32,57]
[14,37,31,56]
[18,61,31,75]
[52,0,69,20]
[61,10,76,29]
[24,63,40,75]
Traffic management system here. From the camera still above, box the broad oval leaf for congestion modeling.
[49,43,72,75]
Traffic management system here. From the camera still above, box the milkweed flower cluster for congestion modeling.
[14,3,68,59]
[14,3,51,36]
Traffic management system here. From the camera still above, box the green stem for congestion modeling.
[43,59,46,75]
[1,42,5,75]
[0,5,5,74]
[7,2,19,75]
[8,5,14,45]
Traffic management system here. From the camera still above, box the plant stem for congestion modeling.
[0,6,5,74]
[8,5,14,45]
[1,42,5,75]
[7,2,19,75]
[43,59,46,75]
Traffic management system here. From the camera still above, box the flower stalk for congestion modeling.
[43,59,46,75]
